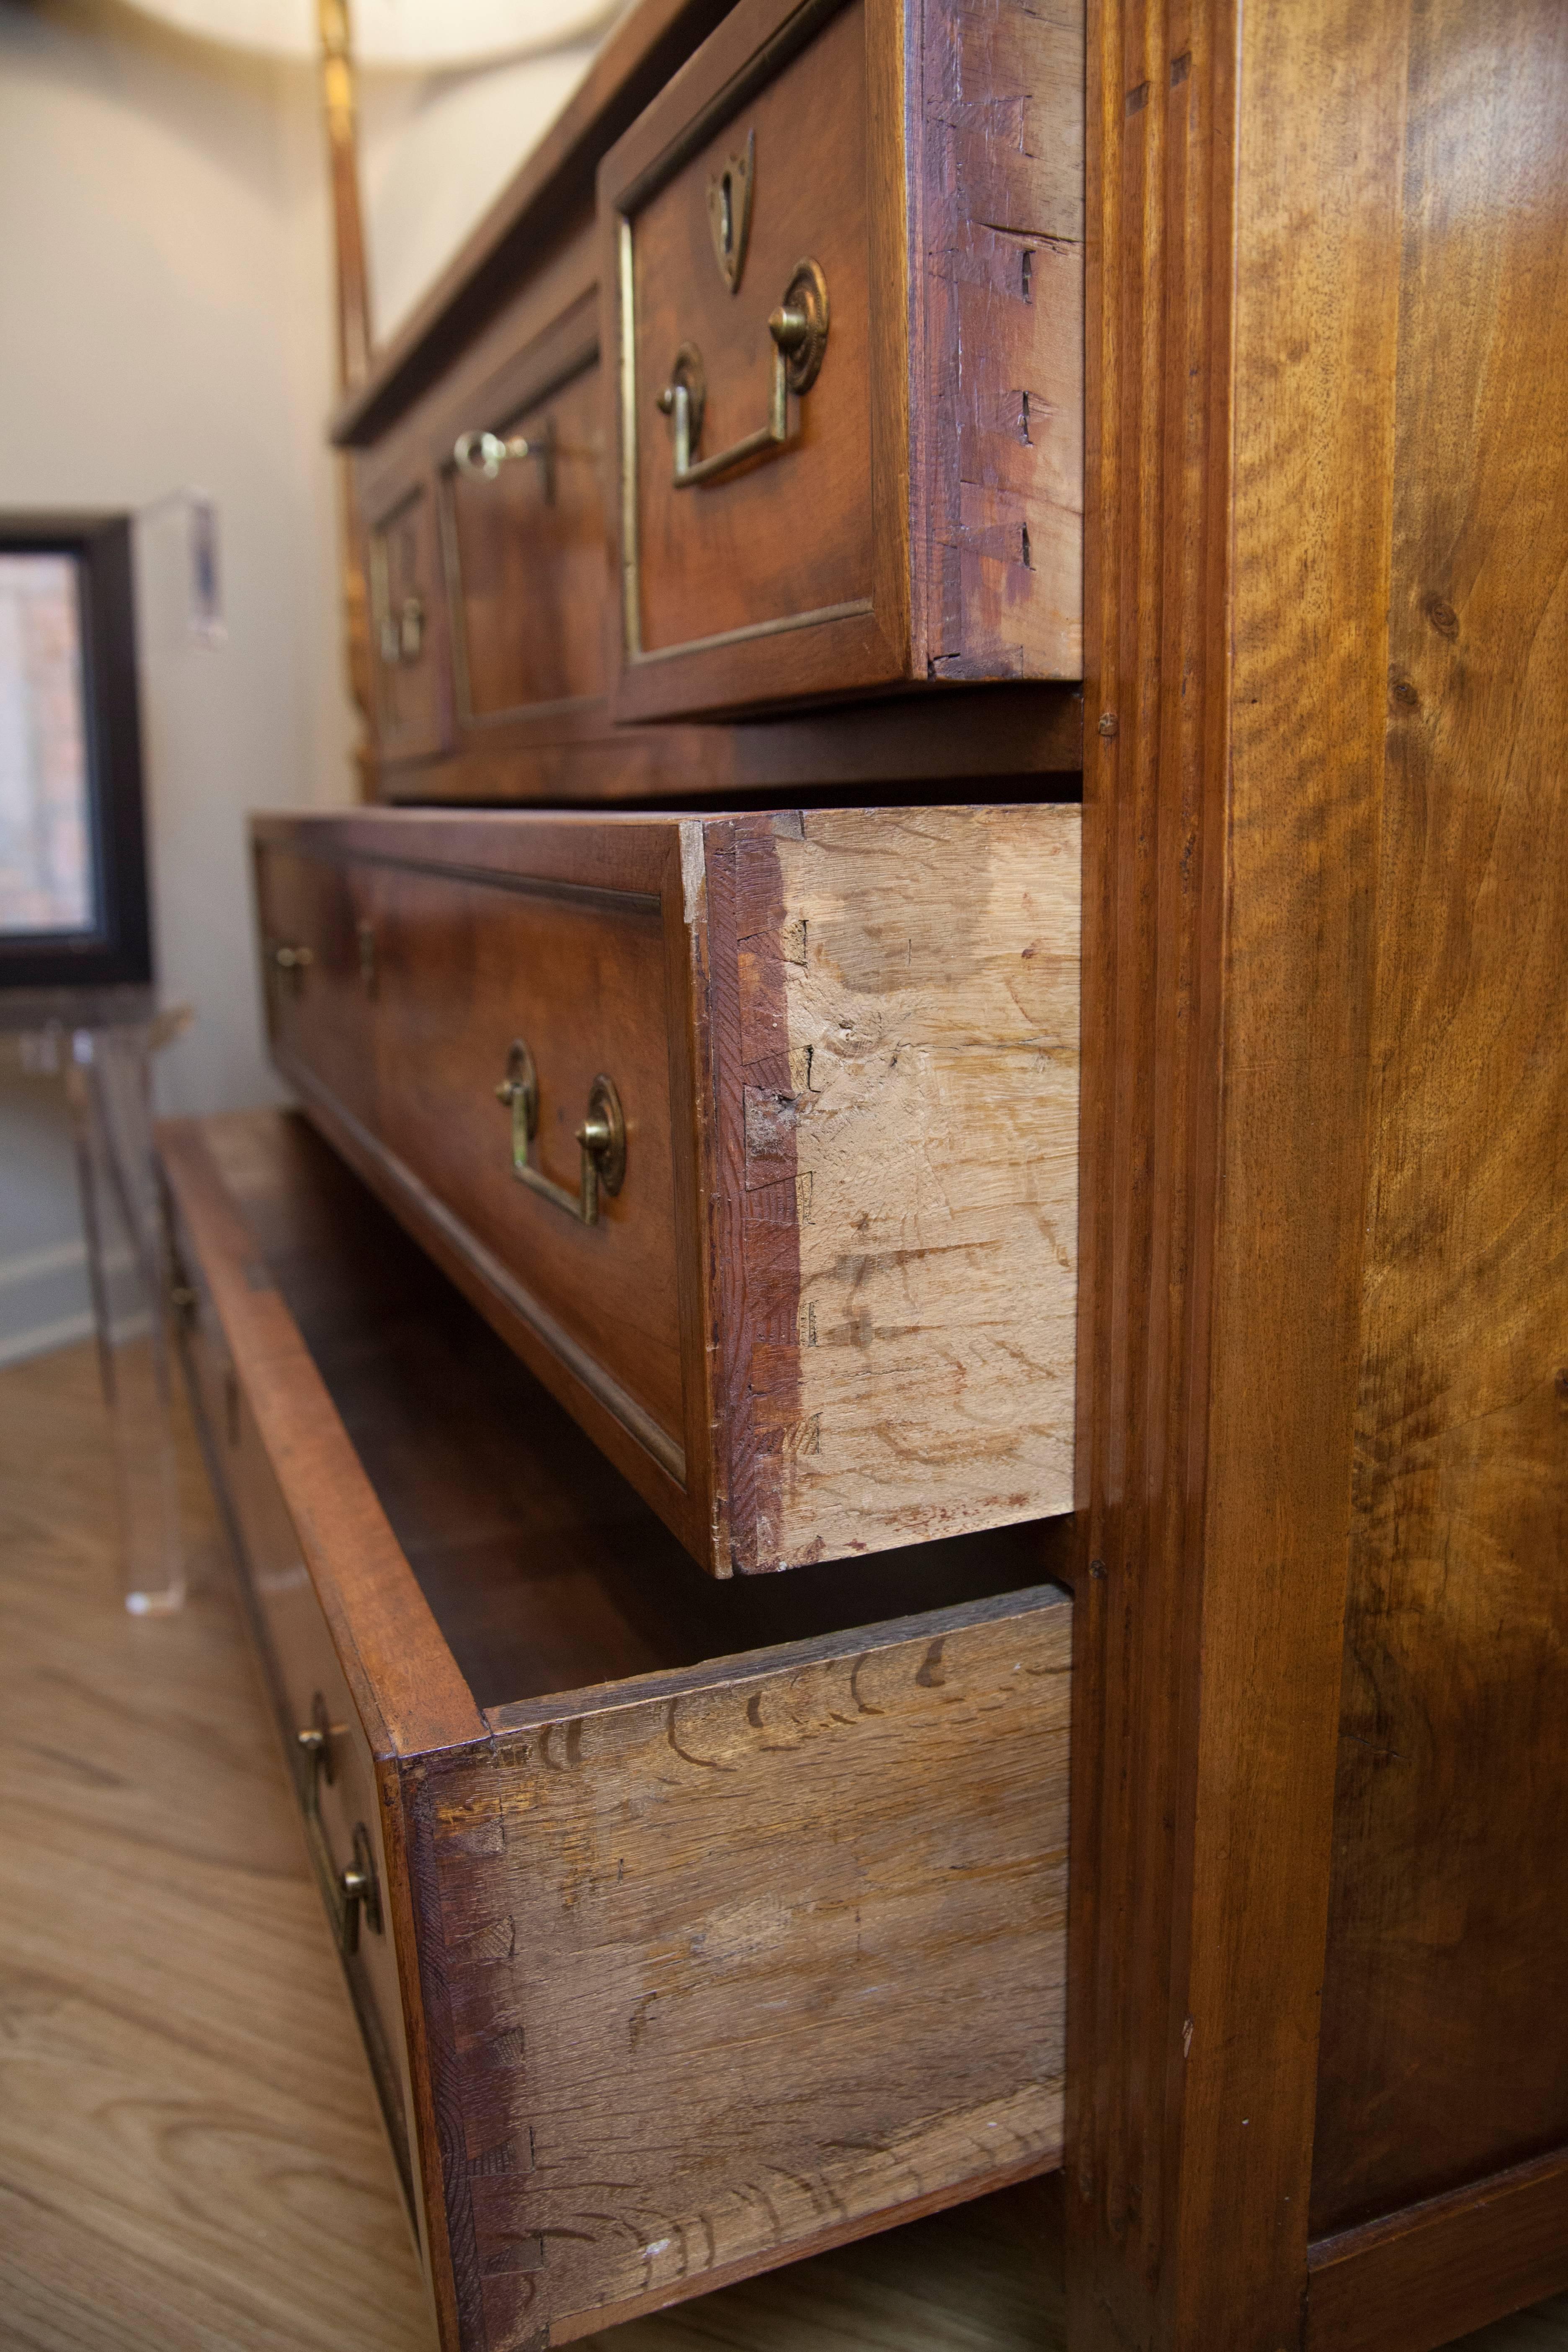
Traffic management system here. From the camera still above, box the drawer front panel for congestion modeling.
[255,844,378,1132]
[172,1247,417,2208]
[369,859,687,1458]
[445,357,611,723]
[627,0,873,662]
[603,0,1084,721]
[370,483,448,761]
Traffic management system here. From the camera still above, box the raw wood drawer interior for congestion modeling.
[162,1106,1073,2348]
[178,1109,1063,1707]
[253,802,1081,1583]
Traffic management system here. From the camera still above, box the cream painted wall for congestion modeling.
[0,0,594,1361]
[358,39,601,340]
[0,0,351,1358]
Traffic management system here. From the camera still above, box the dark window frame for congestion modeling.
[0,511,153,991]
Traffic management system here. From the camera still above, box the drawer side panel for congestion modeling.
[700,803,1080,1571]
[911,0,1085,681]
[405,1589,1070,2348]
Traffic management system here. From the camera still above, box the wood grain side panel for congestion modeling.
[1306,2147,1568,2352]
[1173,0,1408,2325]
[913,0,1083,681]
[694,805,1079,1573]
[693,812,804,1578]
[1311,0,1568,2235]
[545,2155,1055,2344]
[1065,9,1239,2337]
[1069,1,1405,2344]
[410,1592,1070,2348]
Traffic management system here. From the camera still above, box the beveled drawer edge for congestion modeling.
[281,1054,688,1488]
[483,1577,1070,1735]
[173,1317,425,2232]
[157,1115,485,1759]
[162,1123,467,2333]
[259,828,663,921]
[627,591,877,669]
[611,0,846,217]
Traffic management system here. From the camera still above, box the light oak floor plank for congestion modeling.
[0,1340,436,2352]
[3,1340,1566,2352]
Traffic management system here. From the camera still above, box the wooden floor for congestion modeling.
[1,1339,1564,2352]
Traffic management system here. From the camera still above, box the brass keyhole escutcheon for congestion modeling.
[706,127,755,292]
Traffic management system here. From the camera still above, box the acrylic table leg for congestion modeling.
[66,1024,186,1617]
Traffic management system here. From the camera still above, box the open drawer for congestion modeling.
[160,1108,1071,2352]
[252,802,1080,1578]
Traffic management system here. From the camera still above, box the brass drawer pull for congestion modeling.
[453,418,596,506]
[658,258,829,489]
[454,426,549,481]
[294,1690,383,1957]
[379,593,423,666]
[268,940,313,997]
[496,1038,626,1227]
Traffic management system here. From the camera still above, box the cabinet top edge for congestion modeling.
[482,1578,1073,1738]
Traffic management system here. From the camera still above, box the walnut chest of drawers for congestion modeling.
[160,1106,1071,2350]
[199,0,1568,2347]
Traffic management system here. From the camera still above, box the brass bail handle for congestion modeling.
[453,418,595,505]
[496,1038,627,1227]
[293,1690,382,1958]
[658,257,829,490]
[268,939,313,997]
[453,428,545,480]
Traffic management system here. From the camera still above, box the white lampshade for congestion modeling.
[116,0,620,67]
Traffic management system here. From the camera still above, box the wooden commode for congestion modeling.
[155,0,1091,2342]
[162,0,1568,2349]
